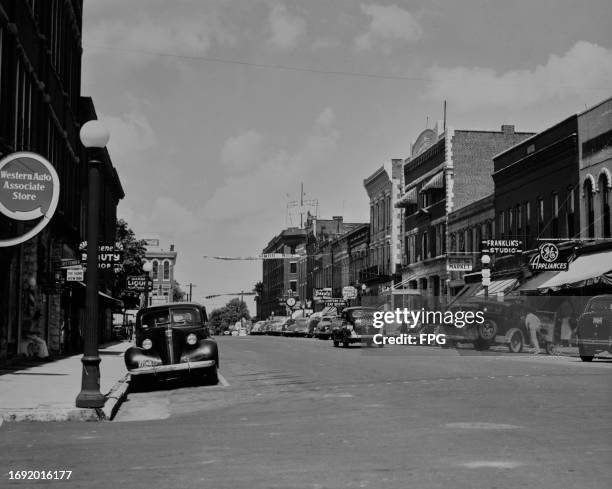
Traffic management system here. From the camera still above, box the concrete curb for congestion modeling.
[101,374,131,421]
[0,374,131,423]
[0,407,101,422]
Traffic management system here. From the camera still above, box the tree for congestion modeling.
[114,219,147,308]
[208,308,225,333]
[224,297,250,324]
[207,298,251,333]
[172,280,185,302]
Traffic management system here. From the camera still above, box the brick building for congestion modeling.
[0,1,123,361]
[492,115,579,283]
[260,227,307,318]
[362,160,403,296]
[397,123,533,304]
[578,96,612,240]
[302,216,364,311]
[142,237,178,306]
[447,194,495,294]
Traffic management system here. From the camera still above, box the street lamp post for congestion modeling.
[143,261,153,307]
[76,120,109,408]
[481,254,491,300]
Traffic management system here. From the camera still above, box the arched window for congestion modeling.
[599,174,610,238]
[152,260,159,280]
[551,193,559,238]
[567,186,575,237]
[163,260,170,280]
[584,179,595,238]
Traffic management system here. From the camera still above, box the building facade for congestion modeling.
[447,194,495,294]
[397,124,534,305]
[578,96,612,240]
[493,116,579,260]
[260,227,307,318]
[362,160,403,296]
[0,1,123,360]
[142,238,178,306]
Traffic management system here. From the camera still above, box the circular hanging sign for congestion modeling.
[0,152,60,247]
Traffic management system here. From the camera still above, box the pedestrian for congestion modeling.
[556,300,576,347]
[523,307,542,354]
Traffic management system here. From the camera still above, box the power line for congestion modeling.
[84,44,433,82]
[84,44,612,91]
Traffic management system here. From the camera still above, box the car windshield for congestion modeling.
[588,298,612,312]
[139,307,200,328]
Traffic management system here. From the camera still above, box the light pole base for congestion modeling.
[76,356,104,408]
[75,390,105,408]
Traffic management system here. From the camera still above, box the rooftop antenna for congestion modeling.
[443,100,447,132]
[286,183,319,228]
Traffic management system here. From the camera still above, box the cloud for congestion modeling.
[355,3,422,54]
[102,112,155,161]
[85,6,236,57]
[143,197,200,238]
[201,107,339,230]
[267,3,306,51]
[425,41,612,111]
[221,130,267,172]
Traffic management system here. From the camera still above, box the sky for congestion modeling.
[81,0,612,315]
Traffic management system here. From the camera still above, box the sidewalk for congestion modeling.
[0,341,131,423]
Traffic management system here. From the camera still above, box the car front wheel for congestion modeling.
[332,334,340,348]
[508,330,524,353]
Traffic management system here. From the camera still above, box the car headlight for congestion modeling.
[142,339,152,350]
[186,333,197,345]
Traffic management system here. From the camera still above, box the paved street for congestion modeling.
[1,336,611,489]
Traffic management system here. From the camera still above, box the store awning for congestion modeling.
[475,278,519,296]
[421,171,444,191]
[516,271,559,293]
[395,187,418,208]
[538,250,612,291]
[77,282,124,309]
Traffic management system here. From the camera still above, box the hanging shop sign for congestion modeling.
[480,239,523,255]
[314,288,333,301]
[324,298,347,307]
[529,242,569,271]
[447,258,473,272]
[342,286,358,300]
[79,241,124,272]
[66,268,84,282]
[126,275,152,292]
[0,152,60,247]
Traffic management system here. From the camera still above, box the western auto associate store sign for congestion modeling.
[0,152,60,247]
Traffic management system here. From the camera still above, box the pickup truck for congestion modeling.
[576,295,612,362]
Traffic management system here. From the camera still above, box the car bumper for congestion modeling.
[129,359,216,376]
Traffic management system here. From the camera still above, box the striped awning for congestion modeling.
[421,171,444,191]
[475,278,519,296]
[395,187,418,208]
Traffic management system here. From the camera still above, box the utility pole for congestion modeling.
[187,283,196,302]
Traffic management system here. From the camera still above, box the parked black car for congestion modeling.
[576,295,612,361]
[124,302,219,385]
[438,298,532,352]
[331,306,380,348]
[315,316,335,340]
